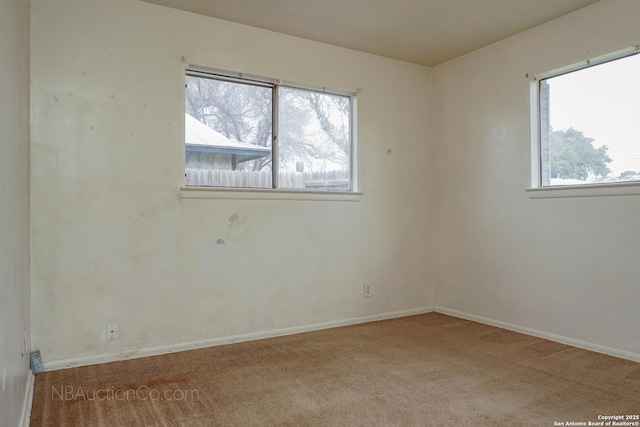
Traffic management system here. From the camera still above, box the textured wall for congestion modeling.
[0,0,31,424]
[30,0,434,364]
[433,0,640,358]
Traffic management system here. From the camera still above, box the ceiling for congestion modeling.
[140,0,600,67]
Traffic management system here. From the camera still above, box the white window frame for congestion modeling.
[181,65,359,199]
[527,46,640,199]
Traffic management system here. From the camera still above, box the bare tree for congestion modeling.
[186,76,350,173]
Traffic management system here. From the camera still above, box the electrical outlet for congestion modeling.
[363,284,372,298]
[106,322,119,340]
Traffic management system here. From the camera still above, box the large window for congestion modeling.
[185,68,354,192]
[535,48,640,187]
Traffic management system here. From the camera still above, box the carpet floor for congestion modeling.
[30,313,640,426]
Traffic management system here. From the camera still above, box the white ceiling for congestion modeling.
[140,0,600,67]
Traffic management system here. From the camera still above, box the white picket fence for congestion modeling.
[185,168,349,190]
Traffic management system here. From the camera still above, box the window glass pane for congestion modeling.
[278,87,351,191]
[185,76,272,188]
[543,54,640,186]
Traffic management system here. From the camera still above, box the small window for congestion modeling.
[185,69,355,192]
[535,48,640,187]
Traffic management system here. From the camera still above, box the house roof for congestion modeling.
[185,113,270,162]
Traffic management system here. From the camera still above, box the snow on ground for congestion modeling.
[550,174,640,186]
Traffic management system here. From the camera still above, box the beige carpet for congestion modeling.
[30,313,640,426]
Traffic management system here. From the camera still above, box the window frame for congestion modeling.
[183,65,358,195]
[528,46,640,198]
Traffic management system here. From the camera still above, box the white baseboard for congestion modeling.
[43,307,434,371]
[19,371,34,427]
[435,306,640,363]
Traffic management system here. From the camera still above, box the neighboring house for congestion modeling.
[185,113,270,171]
[185,113,350,189]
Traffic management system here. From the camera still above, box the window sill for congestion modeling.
[179,186,363,202]
[526,182,640,199]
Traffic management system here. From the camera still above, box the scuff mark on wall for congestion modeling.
[199,239,226,277]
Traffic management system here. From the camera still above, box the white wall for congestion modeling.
[0,0,31,424]
[32,0,637,372]
[433,0,640,358]
[30,0,434,364]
